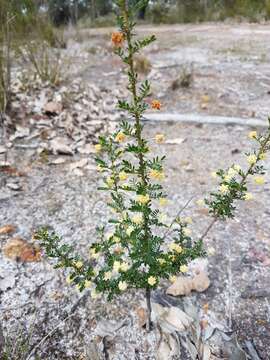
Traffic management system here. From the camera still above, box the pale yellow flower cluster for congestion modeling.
[149,169,165,181]
[89,248,100,260]
[131,213,144,225]
[169,242,182,253]
[147,276,157,286]
[118,281,128,291]
[183,228,192,236]
[119,171,128,181]
[159,197,168,206]
[219,184,229,194]
[244,192,253,201]
[248,131,257,140]
[106,176,114,188]
[196,199,205,207]
[179,265,188,273]
[115,132,126,143]
[126,226,134,236]
[247,154,257,165]
[136,194,150,204]
[155,133,165,144]
[94,144,102,153]
[254,176,265,185]
[74,260,83,269]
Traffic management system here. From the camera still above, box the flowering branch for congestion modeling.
[36,1,270,336]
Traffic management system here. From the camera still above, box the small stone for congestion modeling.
[6,182,22,191]
[0,146,6,154]
[44,102,63,115]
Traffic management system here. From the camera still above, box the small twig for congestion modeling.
[162,196,194,240]
[102,337,110,360]
[244,340,263,360]
[25,312,76,360]
[145,287,152,332]
[199,217,217,242]
[25,293,90,360]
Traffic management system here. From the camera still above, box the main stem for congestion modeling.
[123,3,152,332]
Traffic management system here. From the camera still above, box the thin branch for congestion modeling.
[162,196,194,240]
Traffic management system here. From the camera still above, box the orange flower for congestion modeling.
[111,32,124,47]
[151,100,161,110]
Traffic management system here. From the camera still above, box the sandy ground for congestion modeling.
[1,23,270,359]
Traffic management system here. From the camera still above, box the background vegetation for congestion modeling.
[41,0,270,26]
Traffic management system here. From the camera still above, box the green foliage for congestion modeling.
[37,1,270,326]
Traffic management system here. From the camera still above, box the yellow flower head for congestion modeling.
[131,213,143,225]
[169,242,182,254]
[90,289,100,299]
[106,176,114,188]
[183,228,192,236]
[155,133,165,144]
[224,174,233,182]
[158,213,167,224]
[136,194,150,204]
[113,236,121,243]
[180,264,188,273]
[184,217,193,224]
[90,248,100,260]
[228,168,237,177]
[169,275,177,283]
[219,184,229,194]
[66,275,73,284]
[118,281,128,291]
[97,165,104,172]
[254,176,265,185]
[247,154,257,165]
[151,100,161,110]
[126,226,134,236]
[196,199,205,207]
[248,131,257,140]
[259,153,267,161]
[84,280,92,288]
[113,261,121,272]
[104,271,112,281]
[233,164,242,172]
[111,31,125,47]
[119,171,128,181]
[74,260,83,269]
[158,258,165,265]
[120,262,130,272]
[115,132,126,143]
[159,197,168,206]
[149,169,165,181]
[148,276,157,286]
[94,144,102,153]
[244,192,253,201]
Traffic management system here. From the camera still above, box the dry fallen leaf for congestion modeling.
[166,276,194,296]
[201,95,210,103]
[135,307,147,327]
[193,272,210,293]
[166,271,210,297]
[0,224,16,235]
[44,101,63,115]
[157,333,180,360]
[165,138,185,145]
[2,237,41,262]
[0,165,25,177]
[152,303,193,333]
